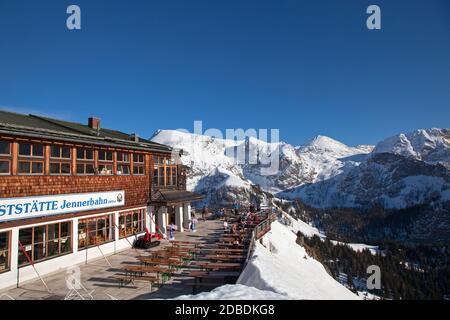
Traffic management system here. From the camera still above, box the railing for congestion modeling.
[239,211,276,274]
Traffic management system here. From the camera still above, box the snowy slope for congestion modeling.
[237,221,359,300]
[276,203,379,255]
[174,284,288,300]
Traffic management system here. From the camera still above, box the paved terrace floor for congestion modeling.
[0,219,226,300]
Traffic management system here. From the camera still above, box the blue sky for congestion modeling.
[0,0,449,146]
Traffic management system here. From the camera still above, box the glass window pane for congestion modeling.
[60,237,71,254]
[19,143,31,156]
[76,149,84,160]
[98,151,105,161]
[32,162,43,173]
[48,239,59,257]
[76,164,84,174]
[33,144,43,157]
[32,162,43,174]
[0,232,8,250]
[166,167,171,185]
[0,141,10,155]
[61,222,70,238]
[33,242,46,261]
[19,228,33,246]
[106,152,113,161]
[50,163,60,174]
[0,161,9,174]
[34,226,46,243]
[61,163,71,174]
[18,161,30,174]
[50,146,60,158]
[0,232,9,272]
[61,147,71,159]
[48,224,59,240]
[85,149,93,160]
[78,222,87,249]
[86,164,94,174]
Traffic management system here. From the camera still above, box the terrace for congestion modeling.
[0,211,273,300]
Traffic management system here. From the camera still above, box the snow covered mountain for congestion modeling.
[373,128,450,164]
[282,152,450,209]
[150,130,371,207]
[281,128,450,209]
[151,128,449,210]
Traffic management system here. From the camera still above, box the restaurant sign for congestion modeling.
[0,191,125,223]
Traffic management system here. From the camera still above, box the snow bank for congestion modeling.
[330,241,379,255]
[173,284,288,300]
[236,221,359,300]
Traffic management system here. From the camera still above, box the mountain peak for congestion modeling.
[300,135,350,152]
[373,128,450,162]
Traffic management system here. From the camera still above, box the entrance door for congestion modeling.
[168,206,175,225]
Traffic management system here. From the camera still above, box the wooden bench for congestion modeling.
[112,275,134,288]
[132,275,160,291]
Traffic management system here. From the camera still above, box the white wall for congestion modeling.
[0,206,146,291]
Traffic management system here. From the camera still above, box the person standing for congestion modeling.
[168,224,175,240]
[202,206,208,222]
[190,214,198,232]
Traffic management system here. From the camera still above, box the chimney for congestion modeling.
[88,117,101,130]
[130,133,139,142]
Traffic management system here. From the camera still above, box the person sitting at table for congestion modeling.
[223,220,229,233]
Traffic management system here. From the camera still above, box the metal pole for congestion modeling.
[17,240,51,293]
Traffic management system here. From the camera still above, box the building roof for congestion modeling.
[151,190,205,205]
[0,110,174,154]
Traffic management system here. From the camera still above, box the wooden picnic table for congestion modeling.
[170,241,202,247]
[190,261,242,271]
[165,246,199,253]
[150,252,193,263]
[186,270,240,278]
[123,265,174,283]
[203,254,246,261]
[215,243,246,249]
[196,248,247,253]
[137,257,184,269]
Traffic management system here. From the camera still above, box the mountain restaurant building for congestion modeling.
[0,110,204,290]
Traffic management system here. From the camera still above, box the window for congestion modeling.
[98,150,113,175]
[117,152,130,175]
[78,215,114,250]
[18,142,44,175]
[76,148,94,175]
[133,154,145,175]
[50,145,71,175]
[119,210,145,238]
[153,156,177,187]
[18,222,72,266]
[171,166,177,186]
[0,231,10,273]
[0,140,11,175]
[98,150,113,161]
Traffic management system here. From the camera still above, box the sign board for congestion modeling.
[0,191,125,223]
